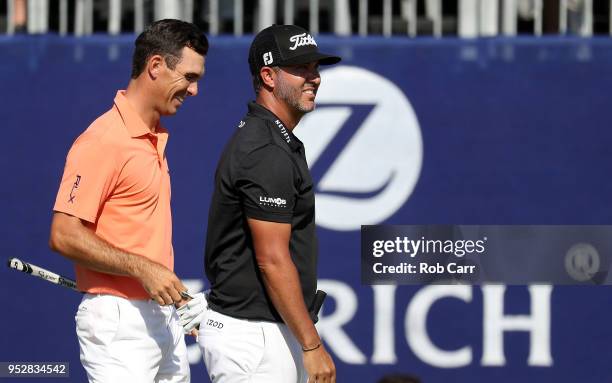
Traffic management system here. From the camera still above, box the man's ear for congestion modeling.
[147,55,164,80]
[260,67,276,89]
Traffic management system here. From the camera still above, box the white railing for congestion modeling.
[2,0,606,37]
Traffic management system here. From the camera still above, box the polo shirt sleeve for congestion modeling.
[53,139,119,224]
[235,144,296,224]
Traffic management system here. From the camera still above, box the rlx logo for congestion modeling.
[296,66,423,231]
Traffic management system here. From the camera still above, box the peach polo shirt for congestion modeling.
[53,90,173,299]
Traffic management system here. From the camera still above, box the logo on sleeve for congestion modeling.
[259,196,287,207]
[68,175,81,203]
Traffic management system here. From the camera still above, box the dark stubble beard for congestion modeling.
[275,73,315,114]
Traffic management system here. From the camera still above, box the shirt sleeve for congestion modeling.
[235,144,296,224]
[53,138,119,224]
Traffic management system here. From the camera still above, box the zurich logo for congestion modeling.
[565,243,601,282]
[295,66,423,231]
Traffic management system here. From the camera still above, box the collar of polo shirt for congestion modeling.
[248,102,303,152]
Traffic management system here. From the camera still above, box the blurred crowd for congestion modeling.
[1,0,609,37]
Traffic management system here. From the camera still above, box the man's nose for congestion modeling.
[187,81,198,96]
[308,70,321,85]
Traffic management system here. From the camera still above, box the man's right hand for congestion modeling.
[49,212,188,306]
[135,261,187,305]
[303,344,336,383]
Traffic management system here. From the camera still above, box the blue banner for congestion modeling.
[1,35,612,382]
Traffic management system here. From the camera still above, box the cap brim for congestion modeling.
[278,51,341,67]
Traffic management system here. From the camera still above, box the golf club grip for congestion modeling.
[7,257,79,291]
[309,289,327,323]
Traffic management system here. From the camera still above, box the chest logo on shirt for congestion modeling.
[68,175,81,203]
[259,196,287,208]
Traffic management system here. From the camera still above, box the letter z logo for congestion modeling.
[295,66,423,231]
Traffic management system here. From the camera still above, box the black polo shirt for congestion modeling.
[205,101,318,322]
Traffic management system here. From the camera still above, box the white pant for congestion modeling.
[198,308,307,383]
[75,294,190,383]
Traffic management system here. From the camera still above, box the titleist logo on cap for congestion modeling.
[289,33,317,51]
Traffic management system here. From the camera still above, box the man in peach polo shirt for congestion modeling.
[49,19,207,382]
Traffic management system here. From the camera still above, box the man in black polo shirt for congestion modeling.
[199,25,340,382]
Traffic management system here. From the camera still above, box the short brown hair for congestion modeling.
[131,19,209,79]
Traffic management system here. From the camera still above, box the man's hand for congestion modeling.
[134,261,188,306]
[50,212,189,306]
[247,217,335,381]
[303,344,336,383]
[176,291,208,334]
